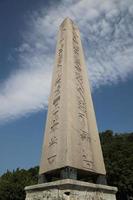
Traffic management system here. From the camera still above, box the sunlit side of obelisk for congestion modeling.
[39,18,106,179]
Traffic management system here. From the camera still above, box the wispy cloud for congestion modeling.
[0,0,133,122]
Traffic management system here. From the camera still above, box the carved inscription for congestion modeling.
[47,155,56,164]
[72,23,94,170]
[47,25,66,165]
[49,136,58,147]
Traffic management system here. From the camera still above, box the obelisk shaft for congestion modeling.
[39,18,106,176]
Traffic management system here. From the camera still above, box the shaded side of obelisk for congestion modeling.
[39,18,106,181]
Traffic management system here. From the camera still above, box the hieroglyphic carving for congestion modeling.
[47,25,66,165]
[47,155,57,164]
[49,136,58,147]
[72,23,94,170]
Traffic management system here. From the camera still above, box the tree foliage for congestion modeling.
[0,167,38,200]
[0,131,133,200]
[100,131,133,200]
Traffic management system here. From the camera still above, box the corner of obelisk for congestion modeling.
[25,18,118,200]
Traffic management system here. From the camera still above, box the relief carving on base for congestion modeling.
[26,190,107,200]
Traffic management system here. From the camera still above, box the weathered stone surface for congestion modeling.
[39,17,106,176]
[25,179,117,200]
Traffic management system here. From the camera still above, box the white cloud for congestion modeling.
[0,61,51,122]
[0,0,133,122]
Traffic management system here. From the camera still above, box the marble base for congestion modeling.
[25,179,117,200]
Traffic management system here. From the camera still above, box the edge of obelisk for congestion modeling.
[25,179,117,194]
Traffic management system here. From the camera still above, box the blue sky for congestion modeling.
[0,0,133,175]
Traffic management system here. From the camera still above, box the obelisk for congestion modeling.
[39,18,106,181]
[25,18,117,200]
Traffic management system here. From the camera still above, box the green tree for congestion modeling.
[100,131,133,200]
[0,167,38,200]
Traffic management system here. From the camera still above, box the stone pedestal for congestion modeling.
[25,179,117,200]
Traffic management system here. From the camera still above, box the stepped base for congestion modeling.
[25,179,117,200]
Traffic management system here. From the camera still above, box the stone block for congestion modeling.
[25,179,117,200]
